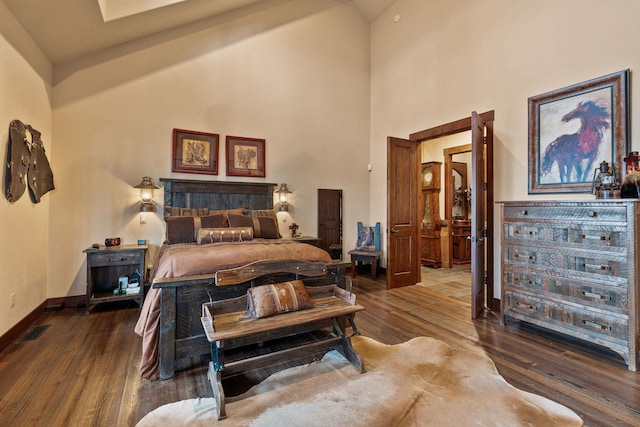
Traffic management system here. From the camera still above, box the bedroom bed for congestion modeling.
[134,179,337,380]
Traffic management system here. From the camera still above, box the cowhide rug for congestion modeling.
[137,336,583,426]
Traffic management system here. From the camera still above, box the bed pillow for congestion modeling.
[207,208,245,227]
[165,214,224,244]
[197,227,254,244]
[247,280,315,319]
[244,209,282,237]
[227,213,280,239]
[164,206,210,217]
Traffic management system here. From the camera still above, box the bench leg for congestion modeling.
[350,255,356,279]
[371,257,378,280]
[337,336,364,373]
[207,362,227,419]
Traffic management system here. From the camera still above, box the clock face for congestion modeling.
[424,171,433,184]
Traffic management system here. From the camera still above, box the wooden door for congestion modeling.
[387,137,420,288]
[317,189,342,257]
[470,111,486,319]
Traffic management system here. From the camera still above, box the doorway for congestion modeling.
[317,189,342,259]
[387,111,497,317]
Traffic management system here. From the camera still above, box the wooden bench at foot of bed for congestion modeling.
[200,279,364,419]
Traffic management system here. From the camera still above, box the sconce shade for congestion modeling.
[133,176,160,212]
[275,183,291,212]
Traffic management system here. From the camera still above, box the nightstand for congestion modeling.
[83,244,147,314]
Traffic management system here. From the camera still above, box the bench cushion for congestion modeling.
[247,280,314,319]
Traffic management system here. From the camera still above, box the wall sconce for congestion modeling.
[133,176,160,212]
[275,183,292,212]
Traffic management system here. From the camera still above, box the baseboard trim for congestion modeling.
[0,295,85,354]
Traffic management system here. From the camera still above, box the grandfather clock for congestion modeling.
[421,162,442,268]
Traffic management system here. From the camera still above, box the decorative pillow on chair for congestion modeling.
[165,214,224,244]
[197,227,253,244]
[247,280,315,319]
[228,213,280,239]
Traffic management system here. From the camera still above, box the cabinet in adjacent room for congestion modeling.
[499,200,639,371]
[420,162,442,268]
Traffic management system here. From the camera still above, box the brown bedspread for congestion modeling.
[134,239,331,379]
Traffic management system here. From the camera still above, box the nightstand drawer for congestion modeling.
[88,251,143,267]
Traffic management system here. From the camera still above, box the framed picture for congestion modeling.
[172,129,219,175]
[226,136,266,177]
[528,69,629,194]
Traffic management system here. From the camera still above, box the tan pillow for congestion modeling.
[228,213,280,239]
[247,280,315,319]
[197,227,253,244]
[164,206,209,217]
[244,209,282,237]
[165,214,224,244]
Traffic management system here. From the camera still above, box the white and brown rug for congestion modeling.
[137,336,583,426]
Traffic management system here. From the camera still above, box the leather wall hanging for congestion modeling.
[5,119,55,203]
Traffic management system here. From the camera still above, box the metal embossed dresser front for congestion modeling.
[499,200,639,371]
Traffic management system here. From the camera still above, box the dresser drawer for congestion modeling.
[503,290,628,345]
[88,251,143,267]
[503,223,626,249]
[503,245,627,279]
[503,205,627,223]
[503,271,628,313]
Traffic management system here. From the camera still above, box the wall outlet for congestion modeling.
[10,293,15,308]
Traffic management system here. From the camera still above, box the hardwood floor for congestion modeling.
[0,268,638,426]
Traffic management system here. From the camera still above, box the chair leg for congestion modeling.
[350,256,356,279]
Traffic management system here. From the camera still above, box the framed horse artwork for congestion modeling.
[528,69,629,194]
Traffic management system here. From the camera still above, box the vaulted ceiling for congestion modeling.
[4,0,394,65]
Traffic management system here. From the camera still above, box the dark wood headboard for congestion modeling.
[160,178,277,212]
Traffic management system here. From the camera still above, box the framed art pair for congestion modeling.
[172,129,266,177]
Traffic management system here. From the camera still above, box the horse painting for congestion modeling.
[540,100,610,183]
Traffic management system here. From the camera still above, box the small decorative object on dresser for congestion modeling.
[499,200,639,371]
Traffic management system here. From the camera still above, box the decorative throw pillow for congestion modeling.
[165,214,224,244]
[164,206,210,217]
[208,208,245,227]
[197,227,254,244]
[227,214,280,239]
[247,280,315,319]
[244,209,282,237]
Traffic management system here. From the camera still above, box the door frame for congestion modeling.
[408,110,498,313]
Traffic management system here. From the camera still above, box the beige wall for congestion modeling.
[0,1,53,336]
[370,0,640,296]
[49,1,371,298]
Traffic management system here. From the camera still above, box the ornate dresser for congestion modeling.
[499,200,639,371]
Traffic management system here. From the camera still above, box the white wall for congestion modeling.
[49,0,371,298]
[0,1,53,336]
[371,0,640,296]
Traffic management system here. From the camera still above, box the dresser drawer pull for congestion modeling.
[515,302,536,312]
[582,263,611,271]
[514,278,533,286]
[586,211,598,217]
[520,210,529,216]
[580,291,610,300]
[514,254,536,262]
[579,234,610,241]
[515,230,537,236]
[582,320,611,331]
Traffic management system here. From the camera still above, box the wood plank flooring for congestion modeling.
[0,267,638,426]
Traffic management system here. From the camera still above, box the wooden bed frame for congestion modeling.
[151,179,344,380]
